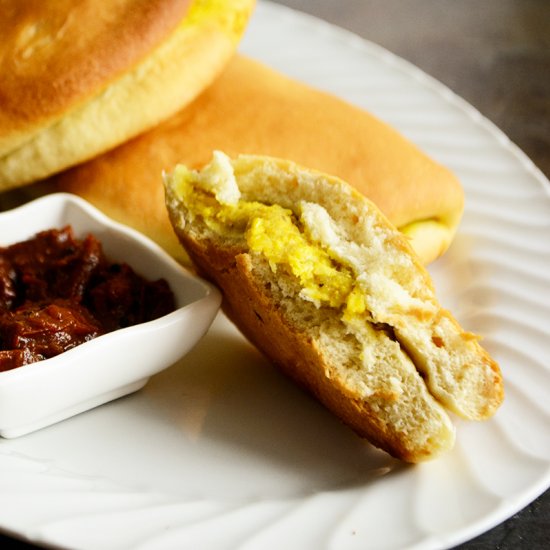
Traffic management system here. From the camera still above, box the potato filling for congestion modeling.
[171,157,367,317]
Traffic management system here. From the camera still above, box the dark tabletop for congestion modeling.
[2,1,549,549]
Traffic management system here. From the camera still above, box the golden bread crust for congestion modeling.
[49,54,463,264]
[0,0,192,154]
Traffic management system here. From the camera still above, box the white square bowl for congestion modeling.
[0,193,221,438]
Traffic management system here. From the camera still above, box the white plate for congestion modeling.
[1,1,550,548]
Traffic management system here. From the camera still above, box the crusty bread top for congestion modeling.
[164,152,503,461]
[49,54,463,264]
[0,0,191,155]
[0,1,256,190]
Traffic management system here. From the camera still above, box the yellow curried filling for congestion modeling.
[185,0,255,40]
[173,164,367,317]
[246,206,360,310]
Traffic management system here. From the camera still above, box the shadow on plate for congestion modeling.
[139,313,407,498]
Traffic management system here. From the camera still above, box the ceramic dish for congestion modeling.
[0,192,221,439]
[0,2,549,549]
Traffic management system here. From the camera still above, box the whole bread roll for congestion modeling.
[164,151,503,462]
[0,0,255,190]
[48,54,464,265]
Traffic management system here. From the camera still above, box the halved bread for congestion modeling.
[164,152,503,462]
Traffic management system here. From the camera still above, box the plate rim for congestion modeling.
[1,2,549,549]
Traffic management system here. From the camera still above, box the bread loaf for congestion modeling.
[0,0,255,189]
[48,54,463,265]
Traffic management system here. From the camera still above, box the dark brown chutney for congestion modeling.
[0,226,176,372]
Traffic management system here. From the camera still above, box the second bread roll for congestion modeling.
[48,55,464,264]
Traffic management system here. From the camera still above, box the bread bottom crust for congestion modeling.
[179,232,454,462]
